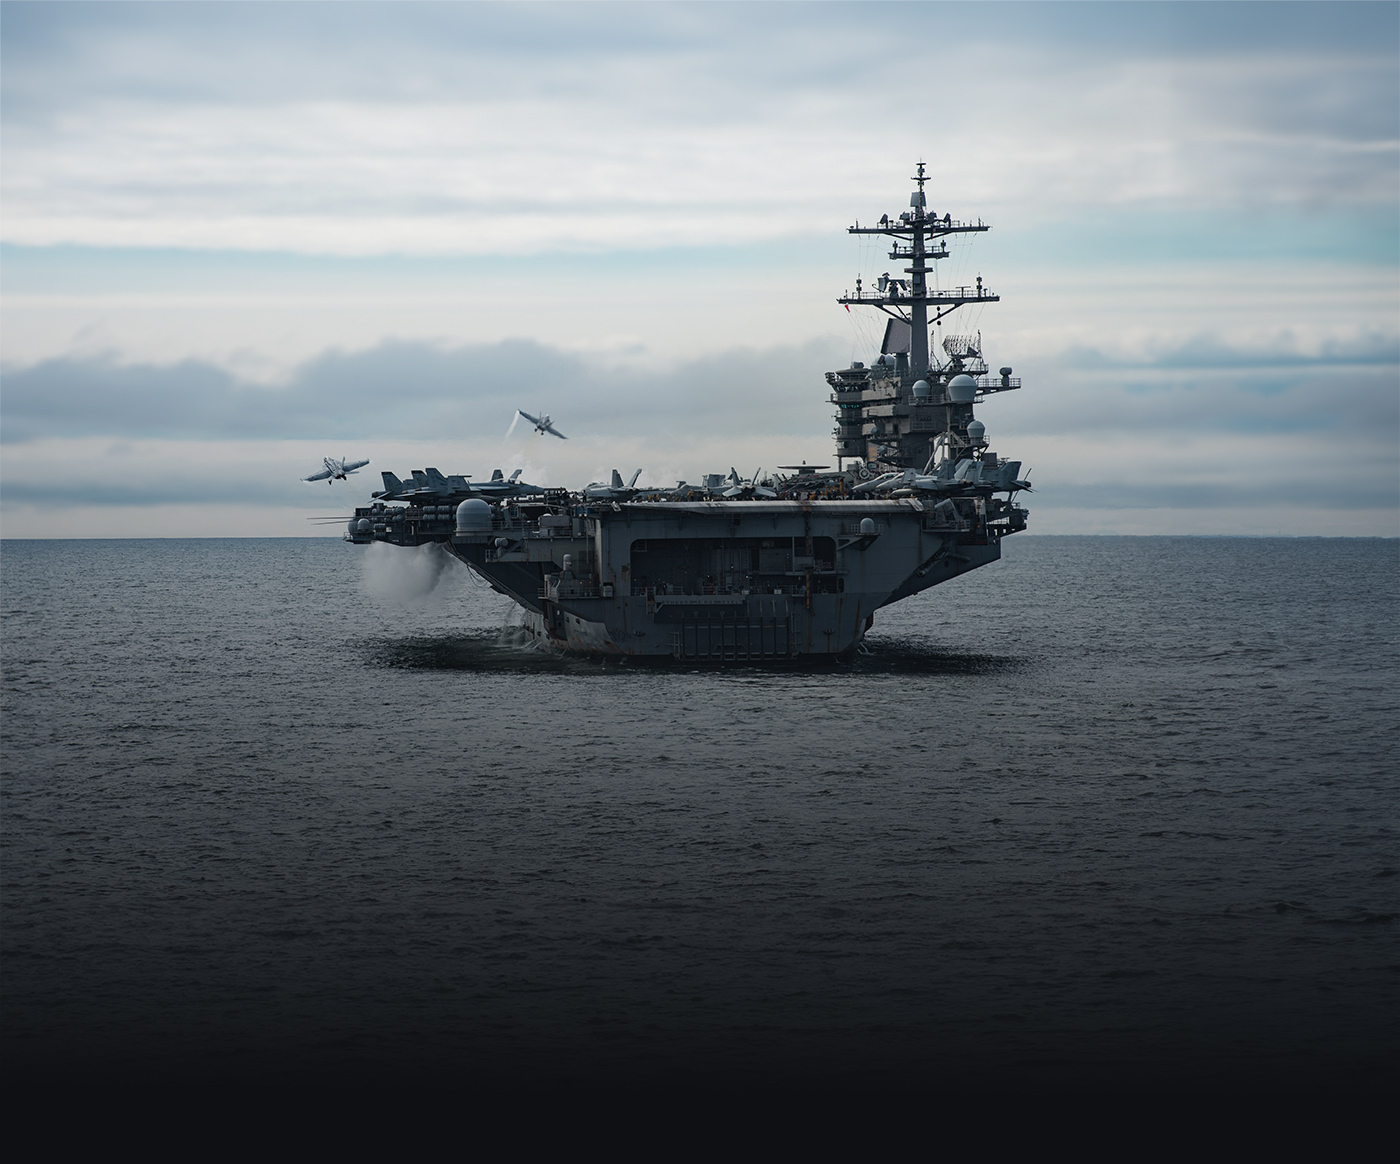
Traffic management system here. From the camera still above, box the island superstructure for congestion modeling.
[344,165,1030,660]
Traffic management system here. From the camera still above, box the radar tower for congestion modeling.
[838,161,997,375]
[829,164,1020,471]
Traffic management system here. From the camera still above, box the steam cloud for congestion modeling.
[359,541,455,604]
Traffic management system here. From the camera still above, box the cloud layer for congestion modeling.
[4,3,1396,254]
[1,2,1395,537]
[3,335,1394,536]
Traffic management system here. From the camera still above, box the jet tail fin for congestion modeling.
[381,471,403,491]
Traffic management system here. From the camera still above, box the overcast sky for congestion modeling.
[2,1,1396,537]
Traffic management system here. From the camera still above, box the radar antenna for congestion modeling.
[838,160,998,375]
[828,164,1021,472]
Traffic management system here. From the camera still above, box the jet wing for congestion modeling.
[303,468,333,481]
[517,409,541,426]
[543,423,567,440]
[344,459,370,473]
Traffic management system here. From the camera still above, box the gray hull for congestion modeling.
[444,500,1004,660]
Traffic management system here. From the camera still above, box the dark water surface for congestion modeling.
[3,536,1396,1092]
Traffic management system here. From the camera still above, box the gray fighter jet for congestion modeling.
[474,468,547,498]
[516,410,567,440]
[721,467,777,499]
[583,469,644,501]
[373,467,473,502]
[304,456,370,483]
[373,466,547,503]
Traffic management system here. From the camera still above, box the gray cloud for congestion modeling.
[999,367,1397,440]
[3,4,1393,537]
[5,334,1396,465]
[1070,332,1400,371]
[0,475,300,509]
[4,3,1395,257]
[5,4,1393,113]
[1038,479,1396,512]
[2,331,1394,531]
[974,331,1400,442]
[0,337,845,445]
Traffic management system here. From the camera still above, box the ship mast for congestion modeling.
[827,164,1021,473]
[839,162,997,375]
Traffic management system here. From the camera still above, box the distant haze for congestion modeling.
[2,1,1396,537]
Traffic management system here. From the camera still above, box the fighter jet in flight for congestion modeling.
[515,409,567,440]
[304,456,370,483]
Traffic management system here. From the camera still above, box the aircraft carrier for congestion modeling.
[344,165,1030,660]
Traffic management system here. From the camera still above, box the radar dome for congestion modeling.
[455,498,492,533]
[948,374,978,403]
[912,379,932,398]
[967,420,986,445]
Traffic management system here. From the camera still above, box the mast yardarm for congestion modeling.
[838,161,997,376]
[830,164,1021,473]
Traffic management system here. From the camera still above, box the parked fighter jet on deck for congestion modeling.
[474,468,547,498]
[304,456,370,483]
[583,469,643,501]
[373,467,546,503]
[721,467,777,499]
[374,467,471,502]
[515,410,567,440]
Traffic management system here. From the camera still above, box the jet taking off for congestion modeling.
[516,410,567,440]
[304,456,370,483]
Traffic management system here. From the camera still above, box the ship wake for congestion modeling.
[364,630,1028,676]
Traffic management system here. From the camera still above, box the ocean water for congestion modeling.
[2,535,1396,1092]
